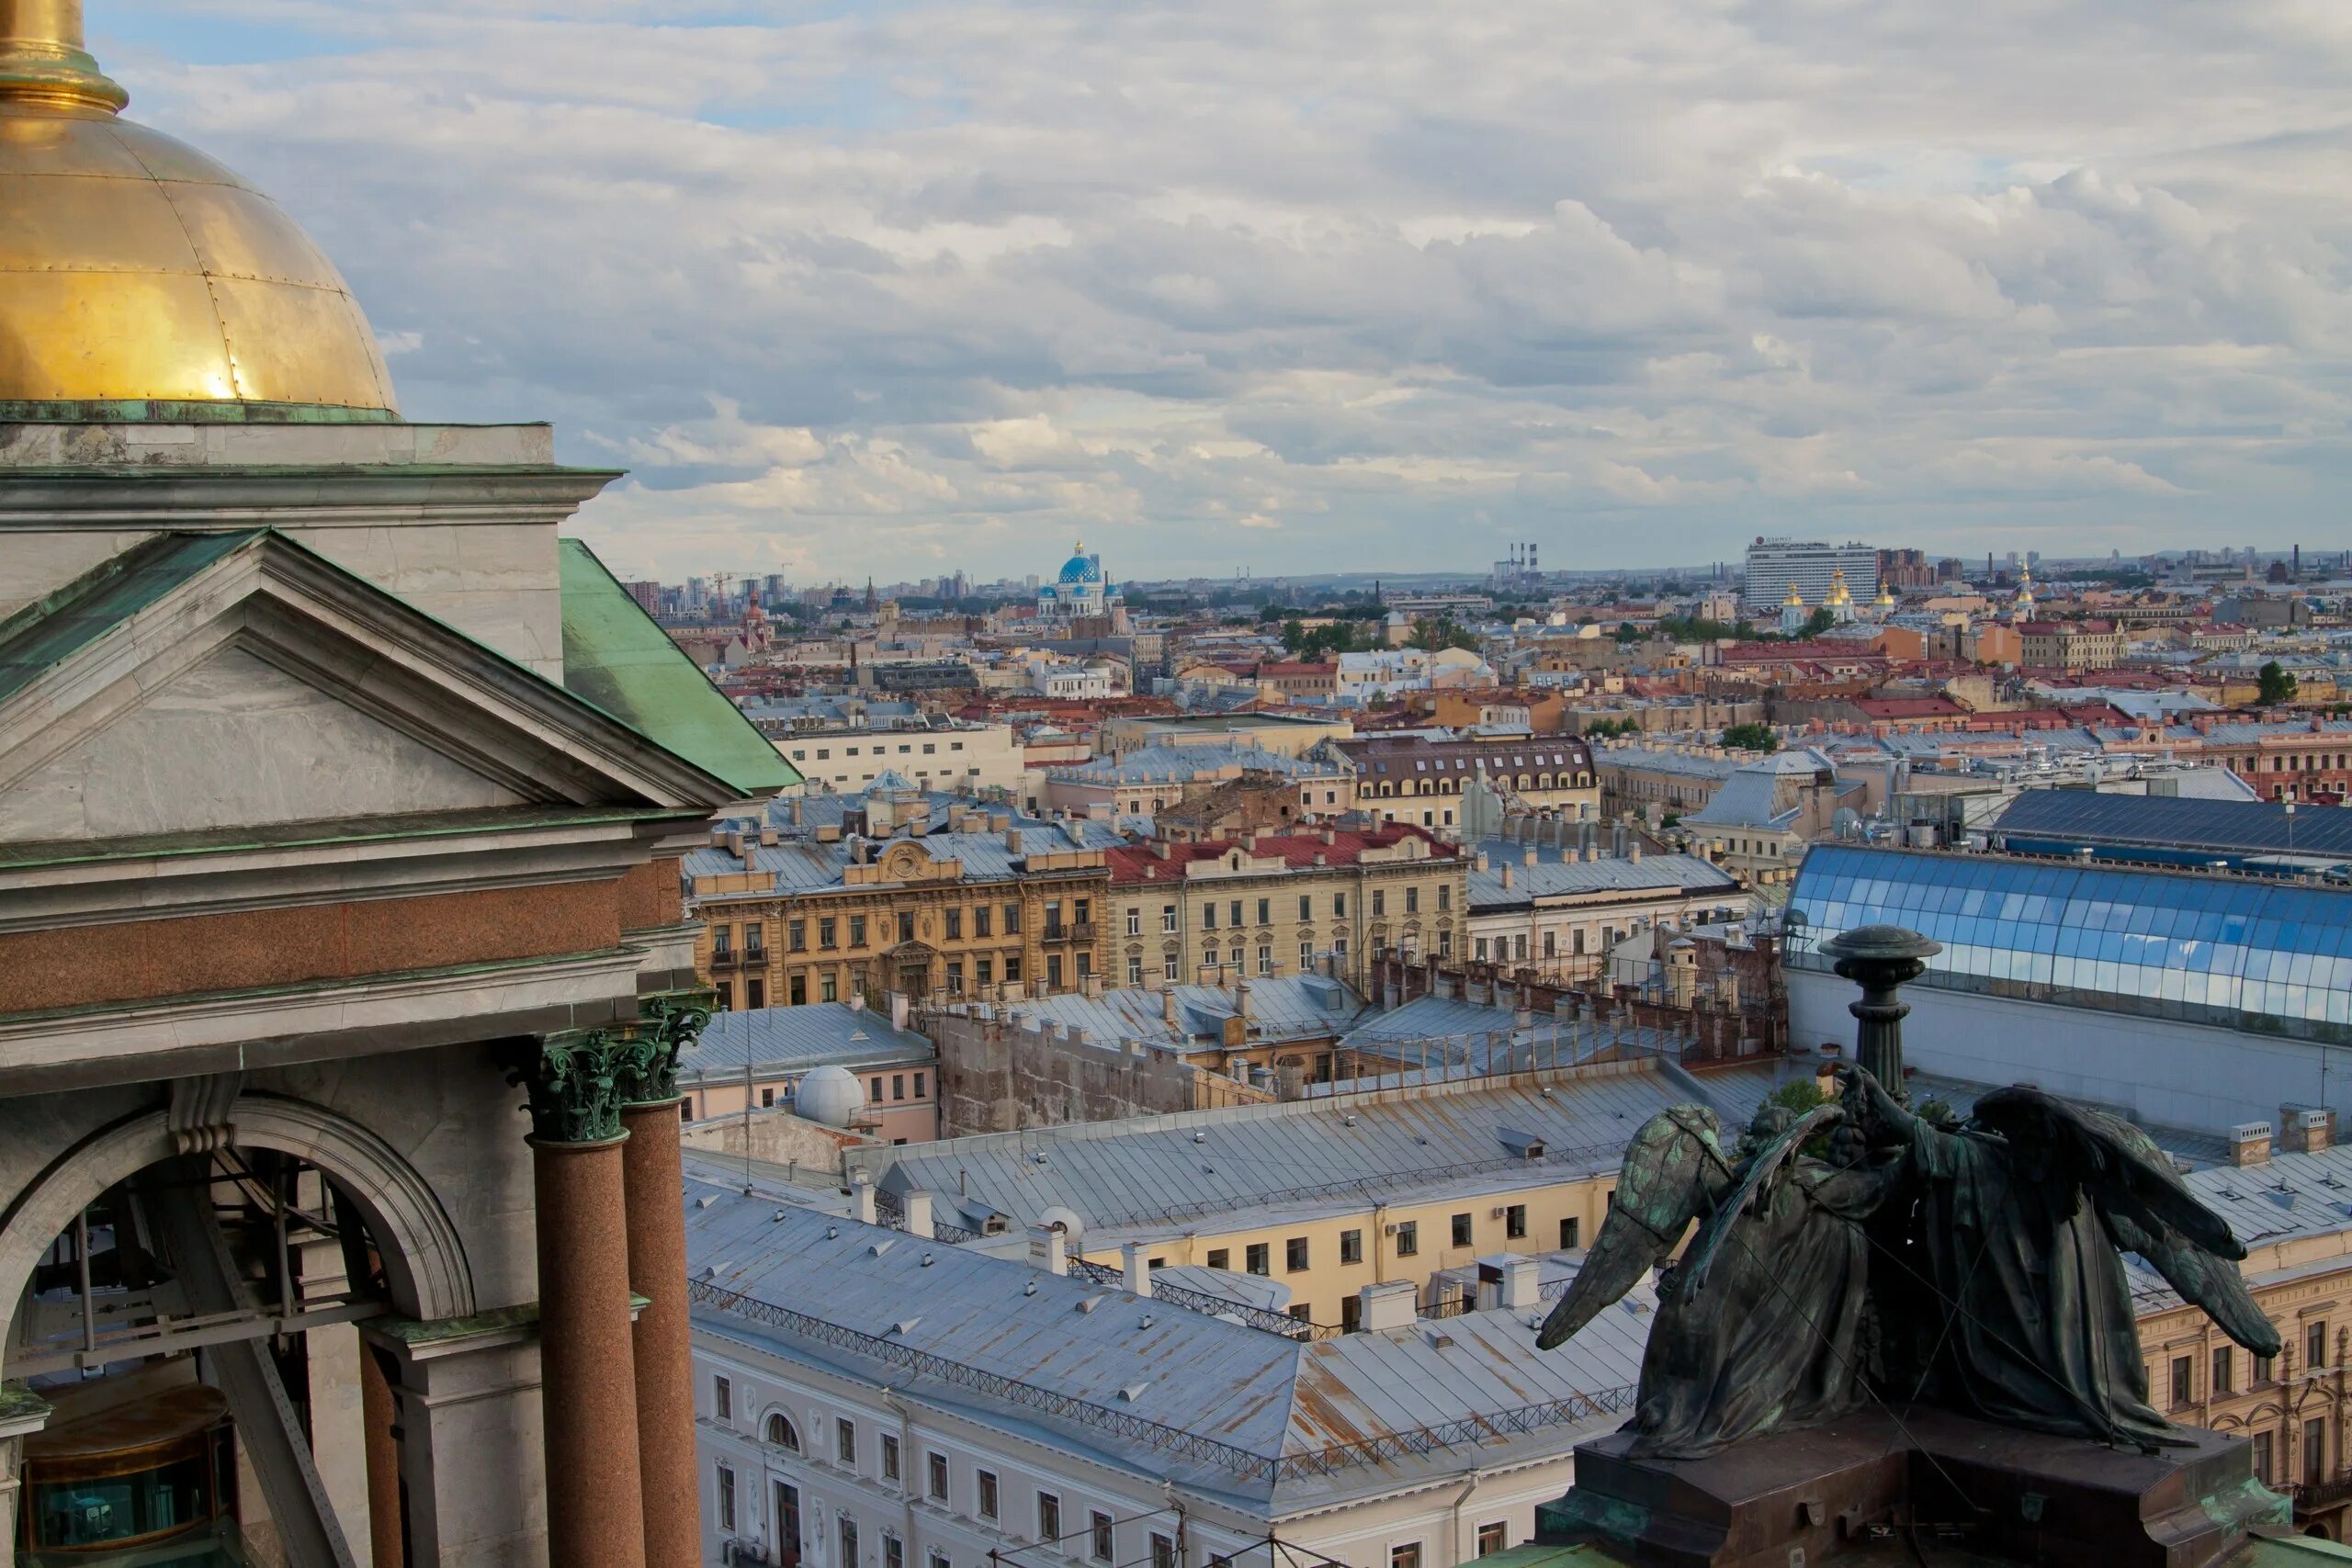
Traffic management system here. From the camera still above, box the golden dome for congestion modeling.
[0,1,397,415]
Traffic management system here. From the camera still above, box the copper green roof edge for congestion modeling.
[0,400,402,425]
[0,805,699,872]
[558,537,799,796]
[0,943,638,1029]
[0,529,264,708]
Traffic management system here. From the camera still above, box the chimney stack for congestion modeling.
[853,1172,879,1226]
[1027,1224,1069,1276]
[903,1190,933,1237]
[2231,1122,2273,1168]
[1360,1279,1418,1332]
[1122,1240,1154,1298]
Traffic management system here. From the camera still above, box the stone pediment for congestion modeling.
[0,529,741,848]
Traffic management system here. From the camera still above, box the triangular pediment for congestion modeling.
[0,530,743,849]
[6,646,529,842]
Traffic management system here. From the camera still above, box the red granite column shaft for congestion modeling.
[358,1346,403,1568]
[621,1099,701,1568]
[534,1134,649,1568]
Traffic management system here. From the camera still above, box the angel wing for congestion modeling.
[1537,1107,1733,1350]
[1680,1102,1845,1297]
[1973,1087,2277,1355]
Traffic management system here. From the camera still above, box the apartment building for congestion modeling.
[842,1057,1779,1329]
[677,1002,940,1142]
[1105,825,1467,987]
[1337,735,1599,830]
[2018,619,2128,670]
[688,782,1116,1008]
[689,1189,1644,1568]
[1465,836,1747,980]
[773,721,1025,799]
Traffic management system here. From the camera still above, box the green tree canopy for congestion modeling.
[1721,722,1781,753]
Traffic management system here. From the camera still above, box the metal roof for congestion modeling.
[842,1059,1781,1238]
[1993,789,2352,860]
[953,975,1371,1050]
[1468,841,1740,910]
[680,1003,933,1084]
[684,1182,1640,1507]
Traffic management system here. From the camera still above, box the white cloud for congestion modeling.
[115,0,2352,576]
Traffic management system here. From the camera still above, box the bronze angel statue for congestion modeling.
[1538,1067,2280,1459]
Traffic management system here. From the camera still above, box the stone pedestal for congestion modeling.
[1539,1407,2289,1568]
[622,1098,701,1568]
[533,1135,649,1568]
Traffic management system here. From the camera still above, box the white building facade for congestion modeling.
[1740,538,1880,613]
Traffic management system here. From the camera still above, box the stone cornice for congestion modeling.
[0,465,620,529]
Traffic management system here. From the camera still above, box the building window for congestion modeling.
[714,1376,732,1420]
[899,912,917,943]
[1091,1511,1115,1564]
[1257,897,1271,925]
[841,1517,860,1568]
[717,1465,736,1531]
[1164,953,1180,981]
[978,1471,999,1521]
[1405,887,1419,915]
[760,1086,775,1108]
[1047,953,1064,988]
[976,907,993,938]
[2170,1355,2193,1409]
[1438,886,1451,912]
[1341,1294,1363,1332]
[2311,1419,2332,1487]
[1396,1221,1419,1257]
[881,1433,900,1482]
[1005,904,1022,934]
[1207,1247,1230,1269]
[766,1413,800,1450]
[1334,893,1347,919]
[1246,1242,1271,1275]
[820,974,838,1002]
[887,1537,905,1568]
[1038,1494,1061,1545]
[1162,905,1178,932]
[1300,941,1315,971]
[775,1482,802,1556]
[1204,905,1217,931]
[1299,896,1312,920]
[1476,1523,1507,1557]
[2254,1431,2274,1485]
[837,1417,856,1466]
[789,919,808,952]
[1151,1535,1176,1568]
[2212,1347,2233,1396]
[1372,890,1385,918]
[790,975,808,1005]
[1506,1203,1527,1239]
[820,918,839,949]
[891,1074,906,1101]
[1259,944,1272,975]
[1561,1217,1580,1249]
[1452,1213,1473,1248]
[1005,957,1022,983]
[927,1451,948,1500]
[1127,908,1142,936]
[2311,1321,2329,1371]
[747,978,766,1009]
[977,957,993,986]
[2256,1351,2276,1384]
[1340,1229,1363,1265]
[1390,1545,1421,1568]
[946,909,963,940]
[714,980,734,1010]
[871,1077,885,1103]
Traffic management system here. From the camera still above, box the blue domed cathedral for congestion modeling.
[1036,540,1119,622]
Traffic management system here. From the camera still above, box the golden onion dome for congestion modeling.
[0,1,397,417]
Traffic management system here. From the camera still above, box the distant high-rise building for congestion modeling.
[1743,537,1878,610]
[686,575,708,612]
[625,579,662,614]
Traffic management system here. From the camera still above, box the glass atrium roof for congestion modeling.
[1787,844,2352,1044]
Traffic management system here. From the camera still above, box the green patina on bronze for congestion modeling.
[370,1304,540,1347]
[611,988,716,1106]
[510,1030,633,1145]
[0,1381,53,1425]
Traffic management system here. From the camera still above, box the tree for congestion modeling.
[2258,660,2299,706]
[1582,716,1641,739]
[1802,607,1838,639]
[1721,722,1780,753]
[1408,615,1480,653]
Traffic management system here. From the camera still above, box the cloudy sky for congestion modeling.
[104,1,2352,584]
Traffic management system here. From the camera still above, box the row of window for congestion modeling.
[787,740,972,761]
[1203,1210,1563,1279]
[715,902,1060,957]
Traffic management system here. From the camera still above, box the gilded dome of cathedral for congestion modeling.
[0,1,397,416]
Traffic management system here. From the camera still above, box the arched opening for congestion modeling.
[765,1412,801,1451]
[4,1097,471,1568]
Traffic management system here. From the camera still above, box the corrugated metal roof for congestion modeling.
[684,1182,1638,1506]
[954,975,1371,1049]
[843,1060,1781,1237]
[681,1003,933,1083]
[1468,840,1740,910]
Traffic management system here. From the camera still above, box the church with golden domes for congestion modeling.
[0,8,793,1568]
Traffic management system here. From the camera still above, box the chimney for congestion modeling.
[1629,842,1643,864]
[1004,827,1023,854]
[2231,1122,2273,1168]
[1487,1255,1539,1311]
[1163,987,1182,1027]
[1522,848,1538,866]
[2281,1105,2335,1155]
[1500,863,1513,890]
[903,1190,933,1237]
[1360,1279,1418,1332]
[1475,852,1489,871]
[853,1172,879,1225]
[1235,981,1253,1021]
[1027,1223,1069,1276]
[1122,1240,1154,1298]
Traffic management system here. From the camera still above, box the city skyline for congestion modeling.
[107,3,2352,581]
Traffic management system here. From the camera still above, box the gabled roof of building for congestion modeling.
[1683,748,1838,829]
[1469,840,1740,909]
[1106,824,1454,885]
